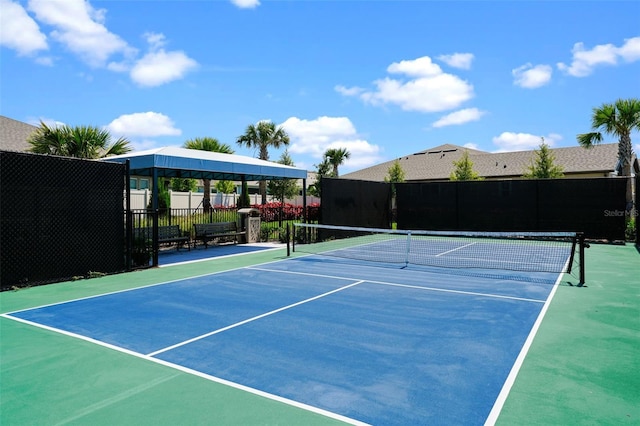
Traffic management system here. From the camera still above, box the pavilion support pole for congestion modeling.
[239,176,248,208]
[302,178,307,224]
[152,167,159,267]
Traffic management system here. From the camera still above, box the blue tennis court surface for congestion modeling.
[158,242,282,266]
[7,255,563,425]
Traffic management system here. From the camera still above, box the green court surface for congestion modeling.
[1,244,638,425]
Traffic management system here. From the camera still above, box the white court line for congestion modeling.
[147,280,365,357]
[1,314,369,426]
[3,256,295,316]
[248,266,547,303]
[435,242,477,257]
[483,260,569,425]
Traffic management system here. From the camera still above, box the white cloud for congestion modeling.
[364,74,474,112]
[328,139,383,171]
[492,132,562,152]
[334,85,365,96]
[28,0,134,68]
[338,56,474,113]
[281,116,383,171]
[437,53,474,70]
[130,49,198,87]
[0,0,48,56]
[463,143,480,150]
[512,63,552,88]
[618,36,640,62]
[557,36,640,77]
[35,56,54,66]
[230,0,260,8]
[432,108,486,128]
[128,32,197,87]
[10,2,195,86]
[106,112,181,138]
[282,116,356,157]
[143,32,167,50]
[387,56,442,77]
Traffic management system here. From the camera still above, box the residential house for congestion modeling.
[0,115,38,152]
[342,143,627,182]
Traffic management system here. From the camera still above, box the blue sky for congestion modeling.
[1,0,639,174]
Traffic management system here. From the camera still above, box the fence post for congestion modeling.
[125,160,132,271]
[152,209,159,267]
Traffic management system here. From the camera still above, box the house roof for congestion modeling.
[104,146,308,181]
[0,116,38,152]
[342,143,622,181]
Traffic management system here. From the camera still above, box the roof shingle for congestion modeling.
[342,143,622,181]
[0,116,38,152]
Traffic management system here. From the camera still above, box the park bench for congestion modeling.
[134,225,190,251]
[193,222,245,248]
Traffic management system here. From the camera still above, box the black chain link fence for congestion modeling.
[395,178,629,241]
[319,177,630,242]
[1,151,126,290]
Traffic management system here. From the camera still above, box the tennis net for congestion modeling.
[291,223,586,284]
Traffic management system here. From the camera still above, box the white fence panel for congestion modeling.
[128,190,319,210]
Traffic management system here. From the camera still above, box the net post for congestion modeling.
[286,223,291,256]
[578,232,587,286]
[567,235,578,274]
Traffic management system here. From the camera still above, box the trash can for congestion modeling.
[238,208,260,243]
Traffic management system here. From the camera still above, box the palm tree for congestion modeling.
[236,121,290,204]
[308,158,332,197]
[577,98,640,206]
[27,121,131,158]
[184,137,234,212]
[324,147,351,177]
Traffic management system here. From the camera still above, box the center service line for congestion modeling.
[147,280,365,357]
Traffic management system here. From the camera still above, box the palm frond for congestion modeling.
[577,132,602,148]
[103,137,133,157]
[27,121,131,158]
[185,137,234,154]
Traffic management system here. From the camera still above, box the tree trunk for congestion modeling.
[618,134,633,208]
[259,146,269,204]
[259,180,267,205]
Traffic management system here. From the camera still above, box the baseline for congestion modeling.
[3,314,367,426]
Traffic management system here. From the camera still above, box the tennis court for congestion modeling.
[1,230,638,425]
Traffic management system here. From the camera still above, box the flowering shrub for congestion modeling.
[209,202,320,223]
[251,202,320,222]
